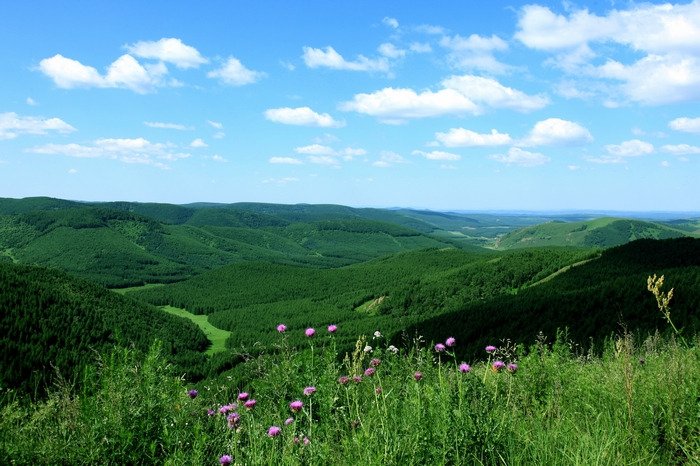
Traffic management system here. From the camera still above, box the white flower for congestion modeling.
[388,345,399,354]
[374,331,382,339]
[364,345,373,353]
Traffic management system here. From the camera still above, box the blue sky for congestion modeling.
[1,0,699,211]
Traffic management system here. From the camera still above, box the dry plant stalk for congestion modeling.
[647,274,687,348]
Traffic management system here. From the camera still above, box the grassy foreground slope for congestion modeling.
[0,262,210,394]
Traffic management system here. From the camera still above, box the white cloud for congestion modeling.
[263,177,299,186]
[264,107,345,127]
[26,137,189,169]
[26,97,38,106]
[125,38,208,69]
[372,161,391,167]
[660,144,700,155]
[204,154,227,162]
[415,24,446,35]
[270,157,303,164]
[378,43,406,58]
[0,112,76,140]
[410,42,432,53]
[207,120,223,129]
[412,150,461,161]
[669,117,700,134]
[144,121,193,130]
[313,133,340,144]
[213,132,225,139]
[374,150,411,167]
[307,155,339,165]
[39,54,168,94]
[519,118,593,147]
[294,144,364,161]
[489,147,550,167]
[294,144,336,155]
[190,138,207,147]
[207,57,266,85]
[442,75,550,113]
[440,34,511,74]
[302,46,389,73]
[280,61,295,71]
[435,128,512,147]
[69,168,77,174]
[382,17,399,29]
[587,139,654,163]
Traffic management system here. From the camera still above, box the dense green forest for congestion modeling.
[404,237,700,361]
[0,262,210,394]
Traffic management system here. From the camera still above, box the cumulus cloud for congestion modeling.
[440,34,511,74]
[294,144,336,155]
[435,128,512,147]
[378,43,406,58]
[264,107,345,127]
[489,147,550,167]
[586,139,654,163]
[382,17,399,29]
[0,112,76,140]
[415,24,446,35]
[412,150,461,161]
[669,117,700,134]
[373,150,411,167]
[410,42,432,53]
[270,157,303,164]
[307,155,339,165]
[207,57,266,85]
[39,54,168,93]
[26,137,190,168]
[144,121,193,130]
[302,46,389,73]
[125,38,208,69]
[207,120,223,129]
[660,144,700,155]
[294,144,365,165]
[518,118,593,147]
[203,154,227,162]
[190,138,207,147]
[340,75,548,122]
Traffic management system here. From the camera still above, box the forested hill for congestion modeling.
[0,205,475,287]
[0,262,210,395]
[405,237,700,361]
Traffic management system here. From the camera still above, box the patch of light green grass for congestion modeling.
[160,305,230,355]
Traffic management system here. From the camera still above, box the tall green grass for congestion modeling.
[2,324,699,465]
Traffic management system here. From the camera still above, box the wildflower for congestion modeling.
[303,386,316,396]
[374,331,382,338]
[268,426,281,437]
[353,376,362,383]
[435,343,446,353]
[352,420,360,428]
[303,437,310,445]
[219,404,234,415]
[365,367,375,377]
[492,361,505,372]
[486,345,496,353]
[227,412,240,429]
[244,400,257,410]
[290,400,303,412]
[414,372,422,381]
[507,363,518,373]
[188,389,198,399]
[459,363,470,373]
[305,328,315,337]
[294,437,300,444]
[328,324,338,333]
[338,375,350,385]
[238,392,249,401]
[388,345,399,354]
[277,324,287,333]
[285,417,294,425]
[207,409,215,416]
[375,387,382,394]
[219,455,233,465]
[446,337,456,347]
[370,358,381,367]
[364,345,373,353]
[639,359,645,364]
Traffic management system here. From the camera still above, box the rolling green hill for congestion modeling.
[495,217,693,250]
[0,262,210,394]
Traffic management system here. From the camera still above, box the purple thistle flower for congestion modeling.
[639,359,645,364]
[338,375,350,385]
[238,392,249,401]
[353,376,362,383]
[294,437,300,444]
[370,358,381,367]
[507,363,518,373]
[227,412,240,429]
[244,399,257,410]
[268,426,281,437]
[218,405,232,415]
[364,367,375,377]
[414,372,422,381]
[328,324,338,333]
[303,386,316,396]
[188,389,198,399]
[219,455,233,465]
[375,387,382,393]
[435,343,446,353]
[459,363,471,373]
[492,361,505,372]
[289,400,303,412]
[285,417,294,425]
[207,409,215,416]
[446,337,456,347]
[352,420,360,428]
[277,324,287,333]
[303,437,310,445]
[486,345,497,353]
[305,328,315,337]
